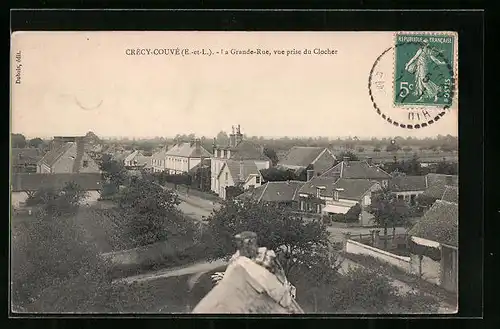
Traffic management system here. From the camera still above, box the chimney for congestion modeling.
[194,138,201,149]
[235,124,243,146]
[239,160,244,182]
[234,231,258,259]
[343,156,350,166]
[212,138,217,156]
[366,156,373,166]
[229,126,236,147]
[306,169,315,181]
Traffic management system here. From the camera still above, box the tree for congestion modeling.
[434,159,458,175]
[386,143,401,152]
[25,182,89,218]
[337,150,359,161]
[225,185,245,200]
[367,188,412,249]
[216,131,230,146]
[11,216,111,312]
[205,199,329,278]
[345,203,362,222]
[113,178,192,247]
[99,154,129,191]
[260,167,298,182]
[263,147,279,166]
[12,183,108,312]
[373,146,382,153]
[191,165,211,191]
[28,137,44,148]
[11,133,27,148]
[403,146,413,153]
[357,147,365,153]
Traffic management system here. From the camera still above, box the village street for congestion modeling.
[171,189,408,242]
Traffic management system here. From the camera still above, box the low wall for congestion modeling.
[345,239,412,272]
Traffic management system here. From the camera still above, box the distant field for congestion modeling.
[277,148,457,163]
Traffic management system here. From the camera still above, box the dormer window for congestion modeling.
[316,186,326,198]
[334,187,344,201]
[83,160,89,168]
[256,176,261,184]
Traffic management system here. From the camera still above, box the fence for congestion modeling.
[345,239,412,272]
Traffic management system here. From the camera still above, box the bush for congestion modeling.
[11,215,111,312]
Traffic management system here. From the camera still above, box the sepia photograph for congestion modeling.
[10,30,459,315]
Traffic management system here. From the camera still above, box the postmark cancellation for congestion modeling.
[369,31,458,129]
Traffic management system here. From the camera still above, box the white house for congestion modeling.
[151,147,168,173]
[164,139,212,175]
[216,160,264,199]
[211,125,271,196]
[124,150,151,169]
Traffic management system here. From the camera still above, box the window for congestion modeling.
[334,191,339,200]
[225,172,228,181]
[256,176,261,184]
[83,160,89,168]
[364,195,370,205]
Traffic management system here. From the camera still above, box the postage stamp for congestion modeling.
[368,31,458,129]
[394,33,456,108]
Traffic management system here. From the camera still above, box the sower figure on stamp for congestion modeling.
[404,39,447,103]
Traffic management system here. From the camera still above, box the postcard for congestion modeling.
[11,31,458,315]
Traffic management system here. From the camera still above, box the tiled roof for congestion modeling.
[237,181,305,203]
[221,160,260,182]
[229,140,270,161]
[389,175,427,192]
[151,148,168,161]
[408,200,458,247]
[124,150,142,163]
[166,142,212,158]
[192,255,303,314]
[298,176,338,196]
[11,148,41,166]
[299,177,379,200]
[422,182,459,202]
[38,143,74,167]
[441,185,459,203]
[321,160,392,180]
[278,147,334,168]
[11,173,103,192]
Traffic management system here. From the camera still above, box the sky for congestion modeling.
[11,31,458,139]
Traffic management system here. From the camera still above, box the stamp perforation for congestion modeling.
[391,31,458,111]
[368,31,458,130]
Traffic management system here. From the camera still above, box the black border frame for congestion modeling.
[7,6,485,326]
